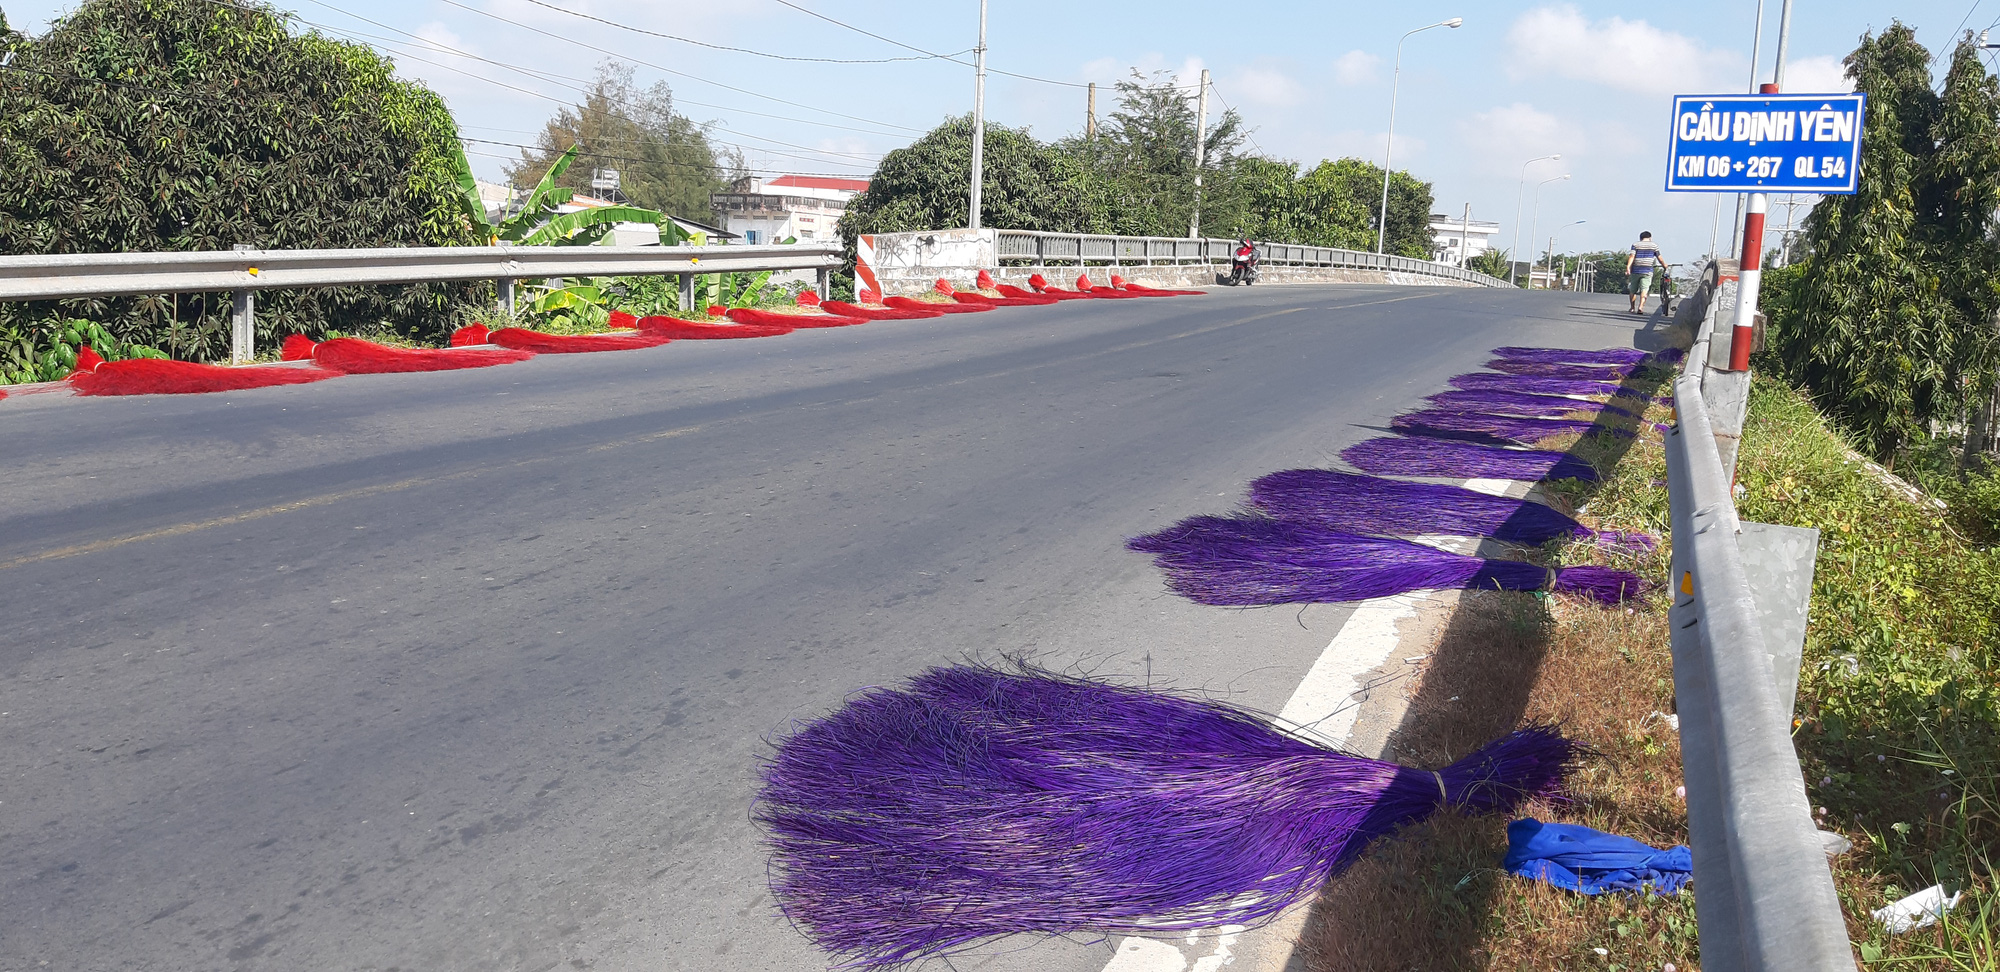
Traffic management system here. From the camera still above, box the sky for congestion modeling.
[3,0,1996,259]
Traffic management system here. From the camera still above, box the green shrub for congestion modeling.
[0,0,488,363]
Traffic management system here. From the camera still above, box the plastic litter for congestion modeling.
[1817,830,1853,858]
[1503,819,1692,895]
[1873,884,1961,934]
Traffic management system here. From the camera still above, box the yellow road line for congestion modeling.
[1,424,701,571]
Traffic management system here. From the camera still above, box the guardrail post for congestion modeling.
[231,243,254,364]
[498,278,515,317]
[816,267,830,301]
[678,273,694,311]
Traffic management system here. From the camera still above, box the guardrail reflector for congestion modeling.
[1681,571,1694,596]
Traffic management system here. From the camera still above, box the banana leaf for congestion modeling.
[519,204,665,247]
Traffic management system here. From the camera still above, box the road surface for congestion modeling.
[0,285,1663,971]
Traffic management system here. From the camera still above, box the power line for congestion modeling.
[459,137,869,179]
[315,16,913,139]
[218,0,890,169]
[420,0,924,133]
[514,0,971,65]
[764,0,1201,91]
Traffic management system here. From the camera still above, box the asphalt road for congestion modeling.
[0,284,1665,971]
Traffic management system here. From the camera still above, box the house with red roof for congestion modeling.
[711,175,870,245]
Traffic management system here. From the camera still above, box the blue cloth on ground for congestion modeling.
[1503,818,1693,895]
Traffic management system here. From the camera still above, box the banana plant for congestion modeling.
[450,144,691,247]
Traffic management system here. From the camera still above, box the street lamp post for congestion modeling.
[1525,174,1569,288]
[1376,17,1463,255]
[967,0,988,230]
[1547,219,1585,290]
[1509,154,1560,285]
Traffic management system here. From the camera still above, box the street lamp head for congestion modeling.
[1549,153,1561,161]
[1560,174,1571,181]
[1443,17,1463,27]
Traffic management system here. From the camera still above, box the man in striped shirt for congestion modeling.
[1625,232,1665,314]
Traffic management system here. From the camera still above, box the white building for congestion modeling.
[1428,213,1502,266]
[712,175,870,244]
[473,179,732,245]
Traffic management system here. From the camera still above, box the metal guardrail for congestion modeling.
[1664,277,1852,971]
[991,230,1508,288]
[0,242,841,362]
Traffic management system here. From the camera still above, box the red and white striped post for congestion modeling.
[1727,82,1780,372]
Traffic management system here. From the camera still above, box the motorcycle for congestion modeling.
[1228,243,1260,286]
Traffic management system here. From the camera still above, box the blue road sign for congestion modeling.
[1664,92,1866,194]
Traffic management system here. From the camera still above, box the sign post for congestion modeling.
[1665,90,1864,371]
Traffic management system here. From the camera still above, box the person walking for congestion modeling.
[1625,232,1665,314]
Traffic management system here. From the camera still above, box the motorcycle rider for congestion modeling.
[1231,238,1258,285]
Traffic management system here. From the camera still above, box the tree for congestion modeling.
[1768,25,2000,464]
[505,61,725,223]
[1468,247,1513,281]
[1061,71,1247,238]
[0,0,485,363]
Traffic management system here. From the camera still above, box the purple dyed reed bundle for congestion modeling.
[1342,435,1600,481]
[1486,359,1643,381]
[1127,515,1645,606]
[1391,408,1629,446]
[1447,372,1647,400]
[1492,346,1653,366]
[758,662,1580,970]
[1427,389,1640,419]
[1248,469,1652,549]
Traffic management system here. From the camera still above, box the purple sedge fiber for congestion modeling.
[757,662,1580,970]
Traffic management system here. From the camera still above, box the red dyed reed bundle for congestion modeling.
[759,662,1580,970]
[488,328,670,352]
[1023,274,1095,299]
[725,307,867,328]
[1119,281,1206,296]
[302,337,533,373]
[68,357,340,395]
[1390,408,1625,446]
[450,324,491,347]
[1128,514,1645,606]
[820,301,945,320]
[952,291,1059,307]
[882,296,991,315]
[607,310,639,329]
[1341,435,1600,482]
[1074,273,1145,297]
[637,316,793,338]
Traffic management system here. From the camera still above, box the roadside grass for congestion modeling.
[1299,375,1998,969]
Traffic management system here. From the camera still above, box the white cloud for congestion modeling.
[1458,102,1587,177]
[1781,55,1854,93]
[1506,5,1737,95]
[1228,66,1303,106]
[1333,49,1381,86]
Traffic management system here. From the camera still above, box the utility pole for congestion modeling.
[1189,69,1209,240]
[967,0,988,230]
[1086,82,1097,139]
[1458,203,1471,269]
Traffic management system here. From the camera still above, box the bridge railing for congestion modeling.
[0,242,841,362]
[989,230,1507,287]
[1664,267,1852,971]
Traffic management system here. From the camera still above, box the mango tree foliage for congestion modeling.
[0,0,487,361]
[1769,26,2000,463]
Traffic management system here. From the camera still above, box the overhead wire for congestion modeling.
[207,0,887,169]
[514,0,971,65]
[764,0,1202,91]
[421,0,924,132]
